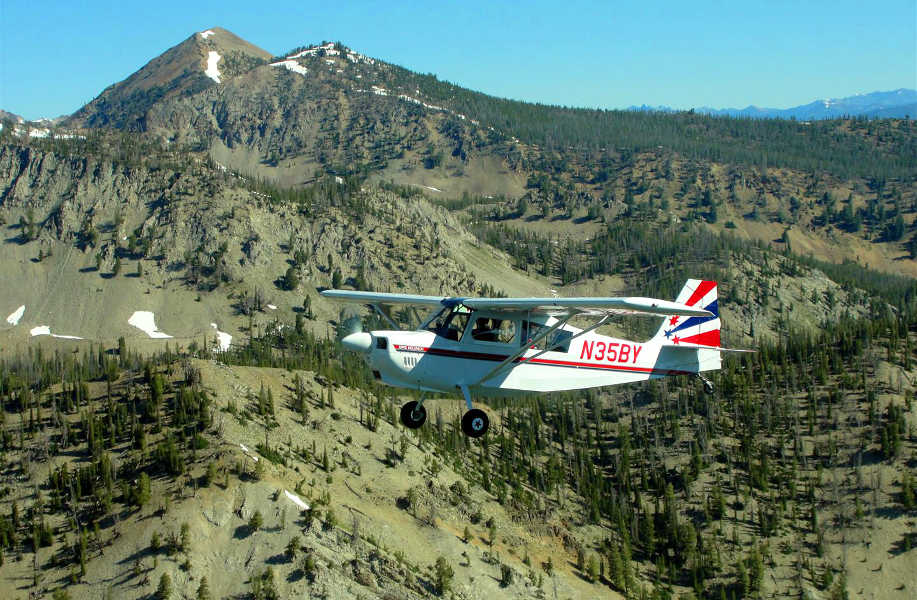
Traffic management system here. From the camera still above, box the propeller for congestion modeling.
[341,316,363,337]
[340,316,372,353]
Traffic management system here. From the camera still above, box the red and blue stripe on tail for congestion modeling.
[652,280,721,347]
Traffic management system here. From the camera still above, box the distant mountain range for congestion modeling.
[629,89,917,120]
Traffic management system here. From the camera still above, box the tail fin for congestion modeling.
[651,280,721,347]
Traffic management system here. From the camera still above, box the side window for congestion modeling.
[520,321,544,349]
[496,320,516,344]
[548,329,572,353]
[471,318,516,344]
[471,318,497,342]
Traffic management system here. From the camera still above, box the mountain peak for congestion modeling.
[68,27,270,128]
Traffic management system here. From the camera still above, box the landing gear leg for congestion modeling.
[459,385,489,438]
[400,393,427,429]
[696,374,714,395]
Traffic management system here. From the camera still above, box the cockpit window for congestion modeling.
[520,320,544,349]
[547,329,572,353]
[426,306,471,341]
[471,318,516,344]
[521,320,572,352]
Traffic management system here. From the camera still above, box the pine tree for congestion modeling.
[156,572,172,600]
[180,523,190,553]
[205,462,217,487]
[500,563,514,587]
[902,471,915,510]
[609,544,624,591]
[285,535,301,561]
[196,577,212,600]
[586,554,599,583]
[433,556,454,595]
[249,510,263,532]
[282,266,299,291]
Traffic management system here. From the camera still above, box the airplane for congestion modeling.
[321,279,746,438]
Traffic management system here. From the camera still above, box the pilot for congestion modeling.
[485,319,501,342]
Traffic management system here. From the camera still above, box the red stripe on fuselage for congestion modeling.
[392,345,692,376]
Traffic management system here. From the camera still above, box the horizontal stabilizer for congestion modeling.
[661,342,756,353]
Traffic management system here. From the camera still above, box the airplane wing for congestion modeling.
[319,290,451,306]
[462,297,713,318]
[321,290,712,318]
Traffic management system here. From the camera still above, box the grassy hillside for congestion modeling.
[0,283,914,599]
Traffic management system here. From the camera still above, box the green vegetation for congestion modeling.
[344,57,917,179]
[2,50,916,597]
[433,555,454,595]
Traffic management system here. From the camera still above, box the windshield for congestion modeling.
[425,306,471,341]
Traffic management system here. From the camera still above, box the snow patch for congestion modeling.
[29,324,83,339]
[200,30,215,39]
[266,304,277,310]
[205,51,222,83]
[240,444,259,462]
[270,60,308,76]
[284,490,310,511]
[396,93,445,112]
[1,125,79,139]
[210,323,232,352]
[287,42,343,59]
[128,311,173,338]
[6,305,25,325]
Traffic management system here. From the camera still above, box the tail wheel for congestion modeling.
[400,401,426,429]
[461,408,489,438]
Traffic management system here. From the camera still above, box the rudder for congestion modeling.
[651,279,721,347]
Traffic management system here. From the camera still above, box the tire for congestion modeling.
[400,401,426,429]
[703,380,714,395]
[461,408,489,438]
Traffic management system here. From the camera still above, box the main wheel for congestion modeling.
[400,401,427,429]
[461,408,489,438]
[702,380,714,395]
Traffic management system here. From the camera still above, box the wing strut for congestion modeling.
[524,313,611,361]
[474,312,613,385]
[368,304,400,330]
[473,315,573,385]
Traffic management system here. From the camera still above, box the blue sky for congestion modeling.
[1,0,914,120]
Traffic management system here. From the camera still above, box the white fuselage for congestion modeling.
[363,321,720,396]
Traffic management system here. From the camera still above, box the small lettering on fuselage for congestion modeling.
[579,340,643,364]
[396,345,426,353]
